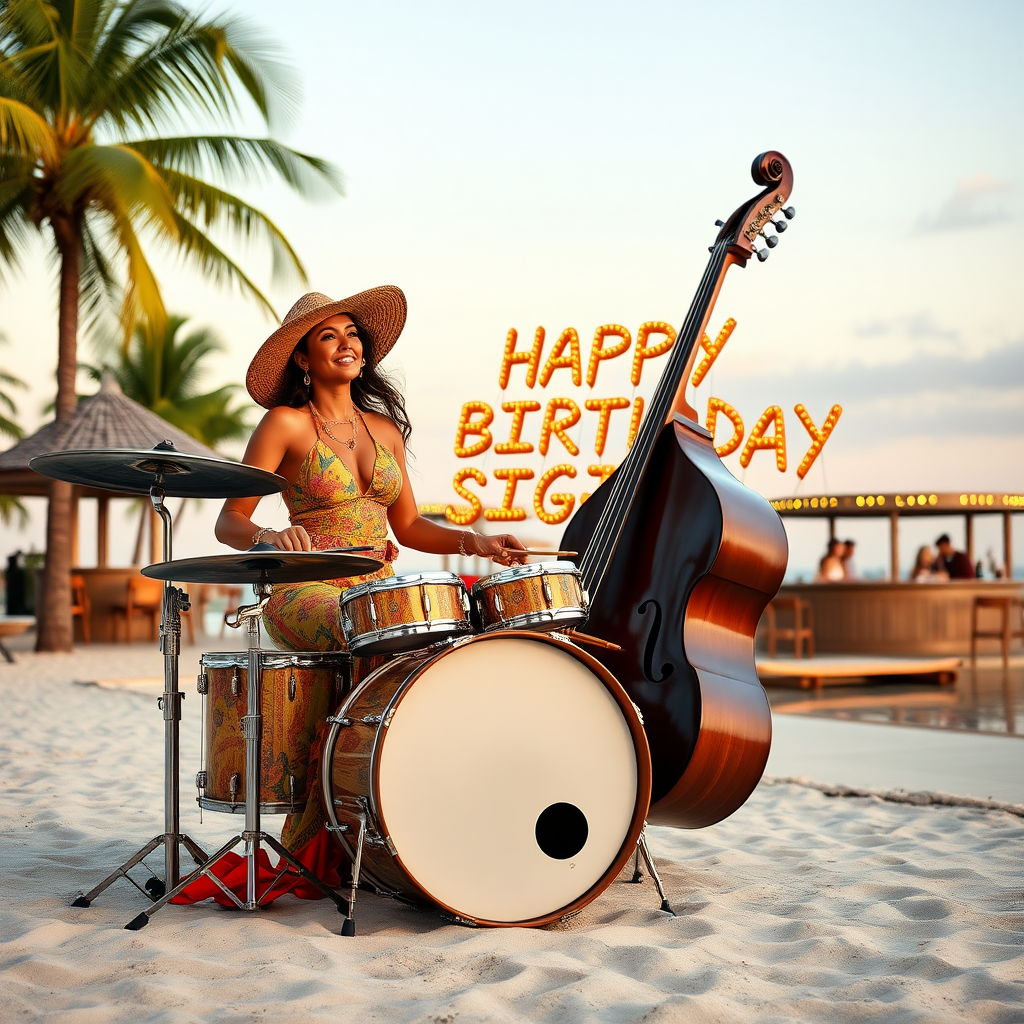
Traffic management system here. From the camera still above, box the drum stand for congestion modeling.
[627,828,675,915]
[124,578,348,931]
[72,485,208,908]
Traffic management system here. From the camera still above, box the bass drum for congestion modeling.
[322,631,651,927]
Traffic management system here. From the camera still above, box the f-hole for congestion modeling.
[638,599,674,684]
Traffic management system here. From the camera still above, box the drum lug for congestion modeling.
[197,668,208,695]
[368,594,378,627]
[327,715,352,727]
[461,589,471,614]
[229,772,241,802]
[289,773,296,812]
[360,714,382,726]
[326,822,351,834]
[288,668,297,702]
[231,668,240,697]
[420,585,431,624]
[493,592,504,619]
[582,588,590,611]
[542,577,553,607]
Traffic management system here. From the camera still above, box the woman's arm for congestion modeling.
[379,418,526,566]
[215,407,314,552]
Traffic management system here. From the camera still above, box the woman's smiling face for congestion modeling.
[296,314,364,386]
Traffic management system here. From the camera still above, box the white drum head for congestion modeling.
[375,636,639,922]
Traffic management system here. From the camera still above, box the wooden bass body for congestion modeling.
[562,414,788,828]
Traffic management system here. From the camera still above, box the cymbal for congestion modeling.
[142,548,384,584]
[29,442,286,498]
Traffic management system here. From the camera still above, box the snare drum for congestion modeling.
[472,561,589,633]
[197,651,352,814]
[323,631,651,926]
[339,571,473,655]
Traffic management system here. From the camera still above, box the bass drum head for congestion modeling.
[375,636,642,923]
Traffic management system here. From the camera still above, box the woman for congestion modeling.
[217,287,525,650]
[181,288,526,906]
[815,539,846,582]
[911,545,948,581]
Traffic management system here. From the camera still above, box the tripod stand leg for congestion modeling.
[124,835,246,930]
[260,833,348,915]
[637,831,675,916]
[71,835,165,907]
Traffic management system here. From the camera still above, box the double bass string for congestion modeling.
[580,243,729,598]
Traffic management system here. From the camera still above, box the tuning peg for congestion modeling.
[782,206,796,220]
[759,230,779,248]
[772,218,788,232]
[715,219,725,227]
[755,247,770,262]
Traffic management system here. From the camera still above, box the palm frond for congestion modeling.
[0,495,30,528]
[0,95,56,160]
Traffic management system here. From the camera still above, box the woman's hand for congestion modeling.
[267,526,313,552]
[469,532,527,566]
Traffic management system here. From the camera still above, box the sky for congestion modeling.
[1,0,1022,578]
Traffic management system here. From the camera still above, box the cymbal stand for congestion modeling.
[125,577,348,930]
[633,827,675,916]
[72,482,208,908]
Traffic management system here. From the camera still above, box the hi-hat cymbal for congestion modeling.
[29,442,286,498]
[142,549,384,585]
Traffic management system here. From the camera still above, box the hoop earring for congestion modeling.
[303,371,310,387]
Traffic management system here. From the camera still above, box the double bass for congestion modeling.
[562,151,793,829]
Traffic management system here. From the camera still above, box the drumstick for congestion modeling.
[519,549,579,558]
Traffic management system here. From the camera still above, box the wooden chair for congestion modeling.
[971,596,1024,668]
[112,575,194,644]
[194,583,243,638]
[764,596,814,658]
[70,573,91,644]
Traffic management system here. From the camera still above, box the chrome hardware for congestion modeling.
[195,770,207,789]
[582,588,590,611]
[231,668,240,697]
[631,700,645,726]
[461,590,471,613]
[288,668,296,702]
[289,773,296,812]
[360,714,382,726]
[326,822,351,833]
[229,773,241,801]
[241,715,260,739]
[333,797,346,808]
[493,592,504,618]
[327,715,352,727]
[542,577,553,607]
[197,669,208,695]
[421,585,431,623]
[368,594,378,627]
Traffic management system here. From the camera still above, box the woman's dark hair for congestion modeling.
[281,315,412,444]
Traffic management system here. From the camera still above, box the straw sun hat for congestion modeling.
[246,286,407,409]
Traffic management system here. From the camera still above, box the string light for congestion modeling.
[584,397,630,456]
[690,318,736,389]
[498,327,545,389]
[539,398,581,456]
[740,405,787,471]
[586,324,631,387]
[631,322,675,386]
[453,401,494,458]
[705,397,744,457]
[494,400,541,455]
[534,464,577,525]
[445,468,486,525]
[538,327,583,387]
[793,403,842,480]
[484,468,534,521]
[627,397,644,450]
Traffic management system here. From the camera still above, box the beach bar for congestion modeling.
[770,491,1024,656]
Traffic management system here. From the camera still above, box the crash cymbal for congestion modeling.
[141,548,384,585]
[29,441,286,498]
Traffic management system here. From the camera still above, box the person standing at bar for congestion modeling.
[936,534,975,579]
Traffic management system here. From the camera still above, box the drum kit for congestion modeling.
[30,442,673,935]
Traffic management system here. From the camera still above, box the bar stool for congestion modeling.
[70,573,91,644]
[764,597,815,659]
[971,596,1024,668]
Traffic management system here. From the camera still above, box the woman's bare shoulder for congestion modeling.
[260,404,312,435]
[363,410,403,449]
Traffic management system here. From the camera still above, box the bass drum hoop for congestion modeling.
[322,630,652,927]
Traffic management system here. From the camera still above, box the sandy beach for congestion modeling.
[1,638,1022,1023]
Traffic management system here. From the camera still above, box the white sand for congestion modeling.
[2,642,1023,1022]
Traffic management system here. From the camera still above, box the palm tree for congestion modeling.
[0,332,28,526]
[0,0,342,650]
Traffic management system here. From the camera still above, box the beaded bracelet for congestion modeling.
[251,526,276,546]
[458,530,475,557]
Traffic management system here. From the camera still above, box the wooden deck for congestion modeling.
[757,654,963,689]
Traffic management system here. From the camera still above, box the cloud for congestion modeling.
[916,173,1013,233]
[854,312,959,343]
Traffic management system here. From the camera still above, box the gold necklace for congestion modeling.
[311,402,358,450]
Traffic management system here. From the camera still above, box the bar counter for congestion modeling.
[777,580,1023,657]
